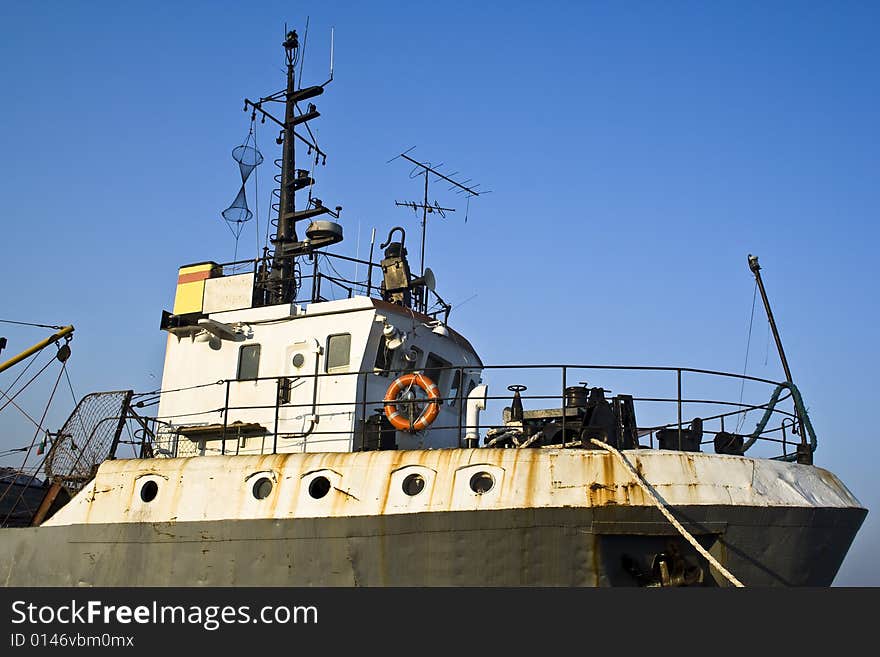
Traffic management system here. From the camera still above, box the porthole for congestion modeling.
[308,476,331,499]
[469,471,494,494]
[140,480,158,503]
[252,477,273,500]
[402,473,425,496]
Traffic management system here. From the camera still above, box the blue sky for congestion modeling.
[1,1,878,584]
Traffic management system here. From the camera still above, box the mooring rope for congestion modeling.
[589,439,745,587]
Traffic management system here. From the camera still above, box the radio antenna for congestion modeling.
[328,27,335,83]
[297,16,310,88]
[390,149,485,277]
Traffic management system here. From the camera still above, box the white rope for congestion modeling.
[589,439,745,588]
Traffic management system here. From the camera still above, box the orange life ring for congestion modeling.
[384,373,441,432]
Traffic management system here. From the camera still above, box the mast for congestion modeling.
[245,28,339,306]
[271,30,301,304]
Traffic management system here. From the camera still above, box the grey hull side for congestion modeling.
[0,505,866,586]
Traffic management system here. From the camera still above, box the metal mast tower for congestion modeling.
[245,28,340,305]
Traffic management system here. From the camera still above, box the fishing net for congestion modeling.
[44,390,132,493]
[221,132,263,239]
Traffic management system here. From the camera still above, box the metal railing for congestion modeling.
[144,364,810,462]
[210,251,452,321]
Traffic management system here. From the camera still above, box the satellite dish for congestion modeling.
[423,267,436,291]
[411,268,436,292]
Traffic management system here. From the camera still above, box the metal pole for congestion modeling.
[221,380,230,455]
[273,378,281,454]
[748,255,795,385]
[360,369,368,451]
[747,255,807,451]
[0,326,74,375]
[420,169,428,280]
[311,254,319,302]
[456,368,463,448]
[561,366,567,447]
[677,369,682,451]
[366,228,376,296]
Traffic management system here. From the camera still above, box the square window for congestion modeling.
[326,334,351,372]
[424,352,449,388]
[237,344,261,380]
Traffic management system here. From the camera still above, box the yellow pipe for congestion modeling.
[0,325,74,376]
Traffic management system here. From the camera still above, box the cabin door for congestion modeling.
[276,339,322,452]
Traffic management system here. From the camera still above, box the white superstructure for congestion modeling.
[157,271,483,458]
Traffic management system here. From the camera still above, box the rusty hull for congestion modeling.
[0,448,867,586]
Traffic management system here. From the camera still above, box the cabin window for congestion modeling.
[374,335,392,375]
[424,353,449,390]
[326,333,351,372]
[237,344,261,380]
[449,370,462,406]
[466,379,477,398]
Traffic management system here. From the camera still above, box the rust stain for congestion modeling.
[123,474,137,516]
[151,524,177,539]
[522,451,539,509]
[167,462,187,523]
[508,450,522,506]
[376,463,395,515]
[548,452,558,489]
[85,486,114,502]
[599,451,615,488]
[632,455,645,478]
[329,473,349,516]
[588,476,621,506]
[265,469,281,518]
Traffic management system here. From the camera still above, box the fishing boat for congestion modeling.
[0,28,866,587]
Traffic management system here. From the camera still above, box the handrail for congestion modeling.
[143,362,809,461]
[206,250,453,319]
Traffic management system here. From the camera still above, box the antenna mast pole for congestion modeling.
[245,27,335,305]
[270,30,301,304]
[421,169,429,277]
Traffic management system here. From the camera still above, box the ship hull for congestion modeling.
[0,503,866,586]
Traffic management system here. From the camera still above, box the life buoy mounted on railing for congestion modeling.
[384,373,441,432]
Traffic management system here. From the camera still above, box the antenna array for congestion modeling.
[390,148,486,276]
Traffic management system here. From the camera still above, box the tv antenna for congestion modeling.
[389,148,484,277]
